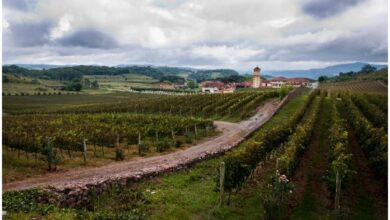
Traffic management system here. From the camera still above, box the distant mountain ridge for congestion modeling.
[3,64,239,82]
[262,62,387,79]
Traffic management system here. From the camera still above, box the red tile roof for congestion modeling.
[201,81,225,88]
[271,77,288,82]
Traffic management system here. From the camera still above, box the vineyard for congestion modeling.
[219,89,387,218]
[55,91,280,120]
[3,113,213,156]
[3,90,280,182]
[319,80,387,94]
[2,88,388,219]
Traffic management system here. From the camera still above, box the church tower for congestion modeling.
[253,66,261,88]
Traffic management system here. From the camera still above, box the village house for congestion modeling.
[201,81,224,93]
[270,77,288,88]
[235,81,252,88]
[261,80,272,87]
[159,84,176,89]
[286,78,310,87]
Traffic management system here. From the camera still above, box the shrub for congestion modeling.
[185,135,193,144]
[138,143,149,156]
[115,148,125,161]
[175,140,183,148]
[41,140,60,171]
[156,139,170,152]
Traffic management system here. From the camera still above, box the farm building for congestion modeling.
[159,84,176,89]
[269,77,309,88]
[261,80,272,87]
[270,77,288,88]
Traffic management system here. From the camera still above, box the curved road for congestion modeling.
[4,99,282,192]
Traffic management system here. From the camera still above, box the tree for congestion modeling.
[187,80,198,89]
[318,76,328,82]
[91,80,99,89]
[64,80,83,91]
[360,64,377,74]
[83,78,91,88]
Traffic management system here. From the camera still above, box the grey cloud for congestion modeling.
[303,0,365,18]
[3,0,36,11]
[5,21,52,46]
[57,30,118,49]
[267,33,386,62]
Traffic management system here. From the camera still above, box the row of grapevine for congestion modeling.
[350,94,387,130]
[52,91,279,119]
[220,90,319,193]
[277,95,322,175]
[3,113,213,154]
[320,80,387,94]
[363,94,387,115]
[326,97,354,191]
[340,94,388,179]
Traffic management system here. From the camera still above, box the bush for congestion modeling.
[156,139,170,152]
[138,143,149,156]
[115,148,125,161]
[175,140,183,148]
[185,135,193,144]
[41,140,60,171]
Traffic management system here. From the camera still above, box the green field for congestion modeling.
[3,92,161,114]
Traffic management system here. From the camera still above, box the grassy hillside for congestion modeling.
[319,68,388,94]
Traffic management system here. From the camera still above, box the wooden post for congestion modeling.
[93,142,97,158]
[219,161,225,208]
[194,124,198,137]
[116,134,120,150]
[83,139,87,164]
[138,132,142,156]
[171,129,175,142]
[335,171,341,210]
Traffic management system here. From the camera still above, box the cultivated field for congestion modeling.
[2,82,388,219]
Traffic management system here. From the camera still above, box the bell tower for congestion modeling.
[253,66,261,88]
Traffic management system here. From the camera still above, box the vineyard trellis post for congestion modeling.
[335,170,341,210]
[83,139,87,164]
[219,161,225,208]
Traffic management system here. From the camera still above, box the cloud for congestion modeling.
[2,0,387,71]
[3,0,36,11]
[49,14,74,40]
[4,21,52,46]
[57,29,118,49]
[302,0,365,18]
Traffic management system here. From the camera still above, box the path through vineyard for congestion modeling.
[4,99,282,192]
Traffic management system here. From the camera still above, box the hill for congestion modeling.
[3,65,239,82]
[263,62,387,79]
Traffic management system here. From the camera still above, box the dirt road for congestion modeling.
[4,99,283,192]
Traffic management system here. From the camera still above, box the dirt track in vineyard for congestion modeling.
[4,98,285,192]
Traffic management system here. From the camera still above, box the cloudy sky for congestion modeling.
[2,0,388,71]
